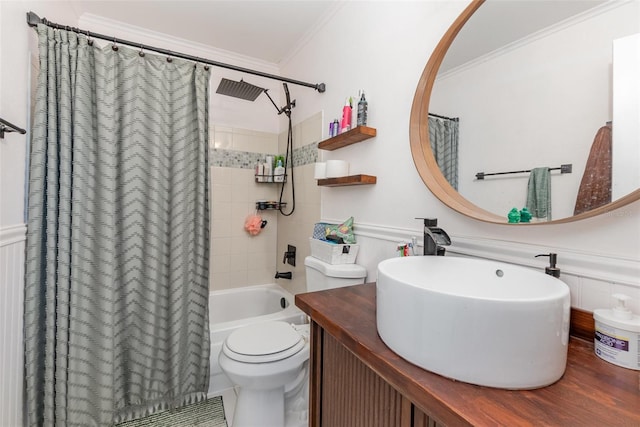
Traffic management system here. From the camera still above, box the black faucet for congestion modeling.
[417,218,451,256]
[275,271,292,280]
[535,253,561,278]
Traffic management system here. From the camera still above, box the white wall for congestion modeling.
[613,32,640,199]
[281,1,639,306]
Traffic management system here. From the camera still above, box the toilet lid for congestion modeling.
[223,321,305,363]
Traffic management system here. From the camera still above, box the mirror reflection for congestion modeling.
[428,0,640,222]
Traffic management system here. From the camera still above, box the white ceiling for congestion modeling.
[68,0,339,64]
[65,0,610,68]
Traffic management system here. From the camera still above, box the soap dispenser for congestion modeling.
[593,294,640,370]
[534,253,560,278]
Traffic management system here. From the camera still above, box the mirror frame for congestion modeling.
[410,0,640,225]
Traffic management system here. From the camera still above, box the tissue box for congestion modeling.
[309,237,359,264]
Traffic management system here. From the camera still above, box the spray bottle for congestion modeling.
[357,91,368,126]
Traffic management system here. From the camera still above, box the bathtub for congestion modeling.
[207,283,308,397]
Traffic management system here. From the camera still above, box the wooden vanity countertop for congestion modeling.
[295,283,640,426]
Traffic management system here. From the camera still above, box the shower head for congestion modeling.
[216,78,265,101]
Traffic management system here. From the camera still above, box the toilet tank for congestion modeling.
[304,256,367,292]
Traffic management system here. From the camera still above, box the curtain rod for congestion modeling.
[428,112,459,122]
[475,164,572,180]
[26,12,326,93]
[0,117,27,139]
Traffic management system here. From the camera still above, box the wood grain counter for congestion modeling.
[295,283,640,426]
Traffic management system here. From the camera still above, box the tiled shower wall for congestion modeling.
[209,112,322,293]
[275,112,323,295]
[209,127,280,291]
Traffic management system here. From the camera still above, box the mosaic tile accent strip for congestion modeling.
[209,148,265,169]
[210,142,318,169]
[293,141,319,167]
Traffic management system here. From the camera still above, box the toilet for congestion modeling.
[218,256,366,427]
[304,256,367,291]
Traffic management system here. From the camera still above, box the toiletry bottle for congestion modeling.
[264,156,273,182]
[340,98,352,133]
[333,119,340,137]
[593,294,640,370]
[274,159,285,183]
[357,91,368,126]
[256,163,264,182]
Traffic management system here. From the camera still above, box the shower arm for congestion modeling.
[263,85,295,117]
[26,11,326,94]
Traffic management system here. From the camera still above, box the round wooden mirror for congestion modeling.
[410,0,640,225]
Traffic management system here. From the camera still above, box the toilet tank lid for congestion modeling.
[304,256,367,279]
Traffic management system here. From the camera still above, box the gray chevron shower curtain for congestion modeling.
[24,25,210,426]
[428,116,459,190]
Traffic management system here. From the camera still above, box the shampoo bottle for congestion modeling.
[274,159,285,183]
[593,294,640,370]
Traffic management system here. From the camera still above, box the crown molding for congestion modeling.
[438,0,631,81]
[279,1,347,68]
[78,13,281,75]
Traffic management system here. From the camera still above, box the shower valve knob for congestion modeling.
[283,245,296,266]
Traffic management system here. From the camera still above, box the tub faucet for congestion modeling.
[417,218,451,256]
[275,271,292,280]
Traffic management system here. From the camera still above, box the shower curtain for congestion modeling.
[429,116,459,190]
[24,25,211,426]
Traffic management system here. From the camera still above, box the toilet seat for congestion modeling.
[223,321,306,363]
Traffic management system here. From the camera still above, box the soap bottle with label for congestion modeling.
[593,294,640,370]
[273,159,285,183]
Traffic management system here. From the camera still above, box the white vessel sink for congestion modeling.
[376,256,570,389]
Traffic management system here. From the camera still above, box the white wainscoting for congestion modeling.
[0,224,26,427]
[339,222,640,314]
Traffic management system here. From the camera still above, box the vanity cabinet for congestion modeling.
[296,283,640,427]
[317,126,377,187]
[309,322,442,427]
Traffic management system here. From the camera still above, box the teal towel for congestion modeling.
[526,167,551,220]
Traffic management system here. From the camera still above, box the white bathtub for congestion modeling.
[207,283,308,397]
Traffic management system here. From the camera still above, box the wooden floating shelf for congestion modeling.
[317,174,377,187]
[318,126,377,151]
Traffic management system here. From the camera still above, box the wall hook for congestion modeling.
[0,117,26,139]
